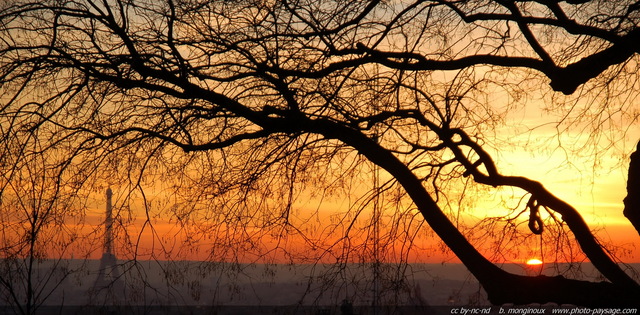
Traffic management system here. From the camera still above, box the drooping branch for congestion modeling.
[301,116,640,306]
[437,127,640,290]
[176,81,640,305]
[331,108,640,293]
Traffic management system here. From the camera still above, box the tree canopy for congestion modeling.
[1,0,640,308]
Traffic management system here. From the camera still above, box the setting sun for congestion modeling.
[526,259,544,265]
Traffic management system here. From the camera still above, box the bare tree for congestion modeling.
[0,130,91,314]
[1,0,639,307]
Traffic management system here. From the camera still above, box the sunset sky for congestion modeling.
[2,0,635,269]
[7,1,640,311]
[79,105,640,265]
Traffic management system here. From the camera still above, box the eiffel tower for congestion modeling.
[91,187,123,303]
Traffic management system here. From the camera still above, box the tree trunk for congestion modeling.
[624,140,640,235]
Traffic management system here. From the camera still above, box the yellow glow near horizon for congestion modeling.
[526,259,543,265]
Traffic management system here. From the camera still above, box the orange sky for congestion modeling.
[63,88,640,266]
[484,97,640,263]
[74,130,639,265]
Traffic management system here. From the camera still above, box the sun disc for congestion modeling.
[526,259,543,265]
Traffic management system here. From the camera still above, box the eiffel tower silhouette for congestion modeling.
[90,187,123,303]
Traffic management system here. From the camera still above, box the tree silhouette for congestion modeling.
[0,132,90,313]
[1,0,639,307]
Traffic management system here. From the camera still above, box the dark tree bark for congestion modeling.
[624,141,640,235]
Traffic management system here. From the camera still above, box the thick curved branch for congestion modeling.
[272,46,553,79]
[355,37,640,95]
[443,128,640,290]
[548,28,640,94]
[300,117,640,306]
